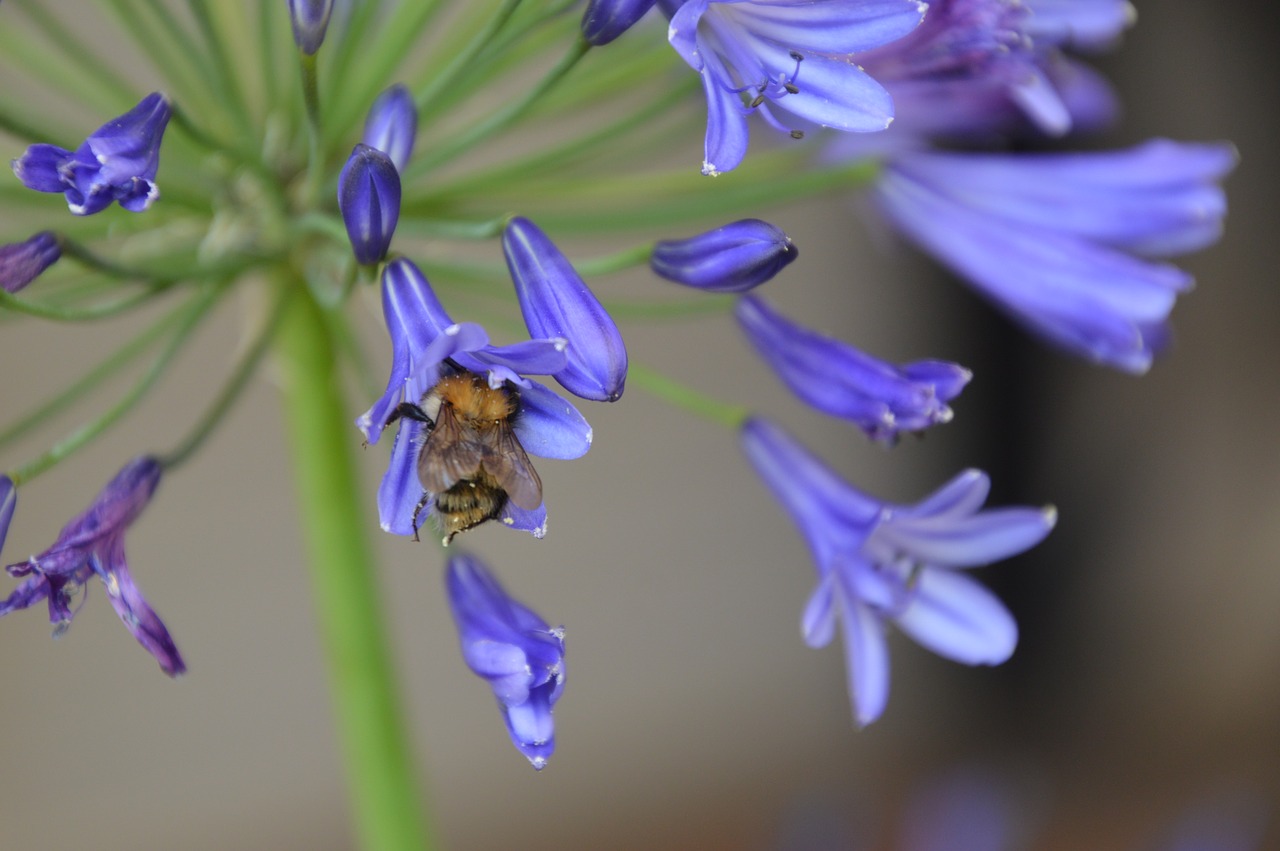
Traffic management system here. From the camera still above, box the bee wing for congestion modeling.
[418,406,485,495]
[482,424,543,511]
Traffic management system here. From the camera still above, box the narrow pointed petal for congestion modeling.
[841,595,890,726]
[880,507,1057,568]
[97,543,185,676]
[504,217,628,401]
[905,469,991,519]
[377,419,428,536]
[895,570,1017,665]
[362,84,417,172]
[497,500,548,539]
[801,573,837,648]
[651,219,797,292]
[729,0,926,53]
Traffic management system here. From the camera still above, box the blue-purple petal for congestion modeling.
[801,573,837,648]
[97,542,185,676]
[362,84,417,172]
[338,144,401,265]
[878,506,1056,568]
[377,419,427,535]
[840,593,890,727]
[504,217,628,401]
[11,144,70,193]
[894,569,1017,665]
[0,477,13,561]
[581,0,658,45]
[513,382,592,461]
[650,219,796,292]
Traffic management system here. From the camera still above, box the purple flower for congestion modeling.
[357,258,593,539]
[504,217,628,402]
[288,0,335,54]
[12,93,171,216]
[362,84,417,173]
[664,0,926,175]
[650,219,797,292]
[740,418,1054,725]
[582,0,658,45]
[1023,0,1135,51]
[0,476,14,561]
[1,232,61,293]
[0,457,185,676]
[338,144,401,265]
[870,140,1237,373]
[736,294,969,442]
[446,553,565,770]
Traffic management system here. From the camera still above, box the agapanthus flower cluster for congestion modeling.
[0,0,1238,841]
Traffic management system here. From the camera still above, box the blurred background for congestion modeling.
[1,2,1277,849]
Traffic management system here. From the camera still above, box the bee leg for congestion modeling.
[383,402,435,431]
[410,491,431,542]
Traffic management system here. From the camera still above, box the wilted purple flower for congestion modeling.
[504,217,628,402]
[871,140,1237,373]
[664,0,926,175]
[357,258,592,540]
[582,0,658,45]
[12,93,171,216]
[650,219,797,292]
[1,232,61,293]
[741,418,1054,725]
[362,84,417,173]
[0,457,184,676]
[338,143,401,265]
[0,477,14,561]
[446,553,565,770]
[288,0,334,54]
[736,294,969,442]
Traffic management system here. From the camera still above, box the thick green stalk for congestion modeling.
[274,284,436,851]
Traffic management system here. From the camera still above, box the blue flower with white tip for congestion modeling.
[741,418,1055,726]
[664,0,926,175]
[358,258,592,539]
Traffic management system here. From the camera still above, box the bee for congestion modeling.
[384,365,542,545]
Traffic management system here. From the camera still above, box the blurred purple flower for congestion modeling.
[871,140,1236,373]
[338,143,401,265]
[446,553,566,770]
[288,0,335,54]
[362,84,417,173]
[736,294,969,441]
[582,0,658,45]
[664,0,926,175]
[0,457,184,676]
[0,477,14,561]
[741,418,1054,725]
[12,93,171,215]
[651,219,797,292]
[504,217,628,402]
[1,232,61,293]
[357,258,592,539]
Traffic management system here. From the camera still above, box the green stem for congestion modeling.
[574,244,653,277]
[627,363,748,430]
[7,283,223,486]
[410,0,524,117]
[300,51,325,208]
[409,36,591,178]
[274,283,435,851]
[159,282,291,470]
[0,284,177,322]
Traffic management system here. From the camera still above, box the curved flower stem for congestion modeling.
[409,36,591,178]
[274,282,436,851]
[627,362,748,429]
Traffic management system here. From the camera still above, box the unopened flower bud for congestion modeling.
[288,0,334,54]
[581,0,658,45]
[650,219,797,292]
[504,217,628,402]
[338,144,401,265]
[362,84,417,173]
[1,232,61,293]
